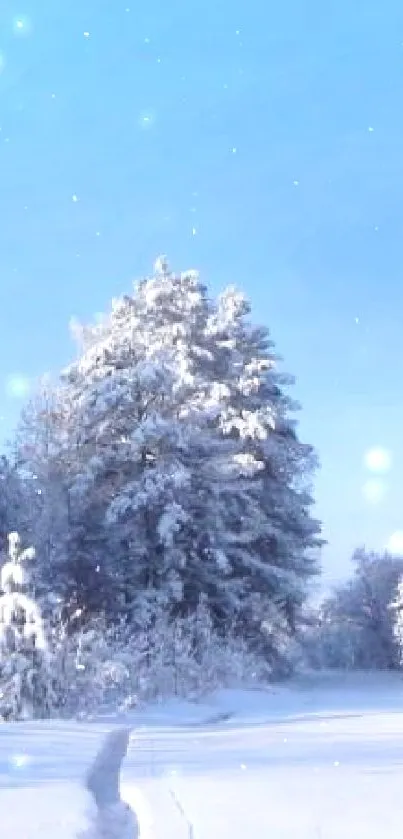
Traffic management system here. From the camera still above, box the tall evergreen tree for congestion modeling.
[56,257,244,622]
[205,286,322,657]
[15,258,322,664]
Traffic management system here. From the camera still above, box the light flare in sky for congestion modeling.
[363,446,392,474]
[387,531,403,556]
[5,375,31,399]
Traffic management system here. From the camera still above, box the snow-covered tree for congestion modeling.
[14,257,322,667]
[389,576,403,666]
[29,258,241,624]
[203,285,322,662]
[13,385,74,606]
[14,379,113,628]
[0,532,53,719]
[0,455,32,553]
[318,548,403,670]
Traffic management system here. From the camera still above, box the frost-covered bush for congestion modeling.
[51,615,138,717]
[139,598,270,700]
[0,559,270,720]
[50,599,270,718]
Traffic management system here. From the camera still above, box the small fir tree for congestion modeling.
[0,532,53,719]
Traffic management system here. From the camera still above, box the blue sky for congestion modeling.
[1,0,403,585]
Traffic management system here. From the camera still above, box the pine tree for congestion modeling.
[14,258,322,668]
[38,256,244,624]
[0,532,53,719]
[204,286,322,662]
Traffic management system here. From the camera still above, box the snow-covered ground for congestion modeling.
[3,671,403,837]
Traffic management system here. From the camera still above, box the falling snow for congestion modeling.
[13,16,31,35]
[138,110,156,129]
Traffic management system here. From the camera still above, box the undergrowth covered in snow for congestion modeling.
[40,600,271,719]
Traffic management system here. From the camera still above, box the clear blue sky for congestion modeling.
[1,0,403,586]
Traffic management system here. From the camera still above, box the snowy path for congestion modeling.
[3,676,403,837]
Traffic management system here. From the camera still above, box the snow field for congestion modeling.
[3,674,403,837]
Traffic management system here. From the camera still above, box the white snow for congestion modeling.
[3,671,403,837]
